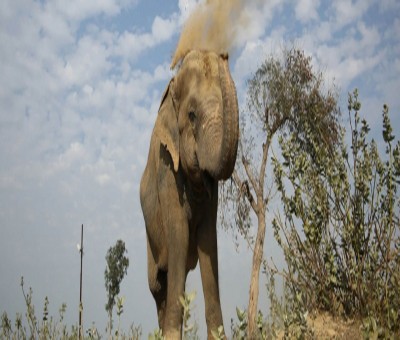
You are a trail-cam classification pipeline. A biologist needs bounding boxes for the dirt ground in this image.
[275,311,363,339]
[306,311,362,339]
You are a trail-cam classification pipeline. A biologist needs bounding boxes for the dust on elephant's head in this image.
[155,50,239,185]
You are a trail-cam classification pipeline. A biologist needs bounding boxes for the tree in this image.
[221,47,340,339]
[104,240,129,334]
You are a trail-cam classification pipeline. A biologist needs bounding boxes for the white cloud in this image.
[379,0,400,12]
[114,30,153,60]
[62,35,112,87]
[233,26,286,97]
[152,15,178,42]
[357,21,381,52]
[52,0,120,21]
[332,0,372,29]
[51,0,138,22]
[295,0,320,23]
[327,53,383,89]
[112,15,178,63]
[294,15,384,89]
[36,6,75,48]
[46,142,87,176]
[315,21,333,41]
[233,0,285,49]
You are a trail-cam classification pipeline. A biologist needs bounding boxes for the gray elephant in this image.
[140,50,239,339]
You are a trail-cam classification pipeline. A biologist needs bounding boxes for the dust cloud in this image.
[171,0,249,68]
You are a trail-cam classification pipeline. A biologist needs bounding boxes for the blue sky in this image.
[1,0,399,337]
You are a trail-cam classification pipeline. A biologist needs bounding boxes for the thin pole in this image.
[79,224,83,340]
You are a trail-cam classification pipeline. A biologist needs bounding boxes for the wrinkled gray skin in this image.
[140,50,239,339]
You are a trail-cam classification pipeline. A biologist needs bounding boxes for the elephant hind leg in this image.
[147,239,168,328]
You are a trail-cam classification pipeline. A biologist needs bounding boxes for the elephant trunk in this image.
[217,54,239,180]
[197,55,239,181]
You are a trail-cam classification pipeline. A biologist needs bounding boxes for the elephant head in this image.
[155,50,239,185]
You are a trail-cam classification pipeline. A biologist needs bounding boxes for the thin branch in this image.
[241,154,260,196]
[232,169,258,213]
[259,137,271,199]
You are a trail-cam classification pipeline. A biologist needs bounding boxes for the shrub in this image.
[271,89,400,337]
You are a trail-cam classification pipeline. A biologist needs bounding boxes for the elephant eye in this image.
[188,111,196,122]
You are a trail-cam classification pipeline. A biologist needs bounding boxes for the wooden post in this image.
[79,224,83,340]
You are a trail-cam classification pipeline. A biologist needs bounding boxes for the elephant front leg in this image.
[197,218,225,339]
[162,220,189,339]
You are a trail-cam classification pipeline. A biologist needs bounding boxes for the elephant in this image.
[140,50,239,339]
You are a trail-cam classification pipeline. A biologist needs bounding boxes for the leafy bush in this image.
[271,89,400,337]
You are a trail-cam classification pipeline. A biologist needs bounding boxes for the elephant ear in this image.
[154,79,180,172]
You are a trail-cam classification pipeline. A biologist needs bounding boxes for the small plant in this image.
[128,323,142,340]
[281,285,314,339]
[108,295,126,339]
[179,291,199,340]
[231,307,248,339]
[86,322,101,339]
[211,325,225,340]
[149,328,164,340]
[230,306,279,340]
[21,276,39,337]
[1,312,12,338]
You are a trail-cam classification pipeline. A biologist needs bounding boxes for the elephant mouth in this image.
[201,170,213,199]
[189,150,214,199]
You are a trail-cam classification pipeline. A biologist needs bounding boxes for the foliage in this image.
[104,240,129,333]
[271,89,400,336]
